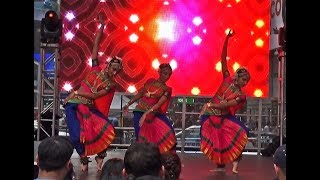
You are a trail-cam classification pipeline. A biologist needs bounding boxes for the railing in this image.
[34,93,285,154]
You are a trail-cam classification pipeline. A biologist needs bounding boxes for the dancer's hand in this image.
[227,29,235,37]
[96,14,105,25]
[198,103,208,119]
[123,104,129,116]
[64,91,75,105]
[139,113,146,127]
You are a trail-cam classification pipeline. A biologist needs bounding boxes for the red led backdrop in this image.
[60,0,270,97]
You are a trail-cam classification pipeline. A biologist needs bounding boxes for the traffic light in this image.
[40,10,62,44]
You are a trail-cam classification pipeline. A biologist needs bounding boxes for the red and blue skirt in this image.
[133,111,176,153]
[65,103,115,156]
[200,114,248,164]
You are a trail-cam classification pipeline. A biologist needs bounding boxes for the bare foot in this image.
[81,164,88,171]
[232,161,239,174]
[214,168,225,172]
[80,156,90,171]
[95,156,104,171]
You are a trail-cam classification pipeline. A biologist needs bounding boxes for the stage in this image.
[69,149,275,180]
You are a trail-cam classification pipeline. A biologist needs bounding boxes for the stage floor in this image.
[69,149,276,180]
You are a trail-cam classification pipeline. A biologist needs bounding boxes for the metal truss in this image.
[35,43,61,140]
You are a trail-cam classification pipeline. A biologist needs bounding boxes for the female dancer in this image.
[199,29,250,174]
[123,63,176,153]
[64,15,122,171]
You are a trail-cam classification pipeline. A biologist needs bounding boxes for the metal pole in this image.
[52,47,60,136]
[37,47,46,141]
[120,95,123,127]
[277,50,282,134]
[257,98,262,155]
[181,96,186,153]
[279,50,285,146]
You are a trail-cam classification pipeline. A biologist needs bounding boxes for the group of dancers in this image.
[63,15,251,174]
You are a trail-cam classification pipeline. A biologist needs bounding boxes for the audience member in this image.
[35,136,74,180]
[161,151,182,180]
[100,158,125,180]
[123,142,164,180]
[273,144,286,180]
[34,164,39,179]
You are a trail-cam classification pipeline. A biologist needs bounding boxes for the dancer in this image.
[123,63,176,153]
[199,29,250,174]
[63,14,123,171]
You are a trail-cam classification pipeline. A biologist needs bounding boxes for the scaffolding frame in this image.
[36,43,61,141]
[277,47,286,146]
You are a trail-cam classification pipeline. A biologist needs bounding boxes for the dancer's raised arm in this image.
[221,29,235,78]
[91,14,105,67]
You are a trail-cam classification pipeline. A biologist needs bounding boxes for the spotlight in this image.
[40,10,62,44]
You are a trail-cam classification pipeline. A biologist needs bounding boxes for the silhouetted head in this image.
[124,142,163,178]
[273,144,286,176]
[36,136,74,179]
[100,158,124,180]
[161,151,181,180]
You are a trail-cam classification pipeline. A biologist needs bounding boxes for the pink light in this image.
[157,19,175,41]
[169,59,177,70]
[65,31,75,41]
[63,82,73,91]
[129,33,139,43]
[203,29,207,34]
[192,35,202,45]
[152,59,160,70]
[163,1,169,5]
[65,12,75,21]
[129,14,139,24]
[127,85,137,93]
[192,16,202,26]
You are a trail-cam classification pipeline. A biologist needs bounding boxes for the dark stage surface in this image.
[69,150,275,180]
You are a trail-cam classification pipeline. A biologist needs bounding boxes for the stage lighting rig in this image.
[40,10,62,44]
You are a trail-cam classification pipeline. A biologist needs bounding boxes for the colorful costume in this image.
[65,64,115,157]
[133,78,176,153]
[200,76,250,165]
